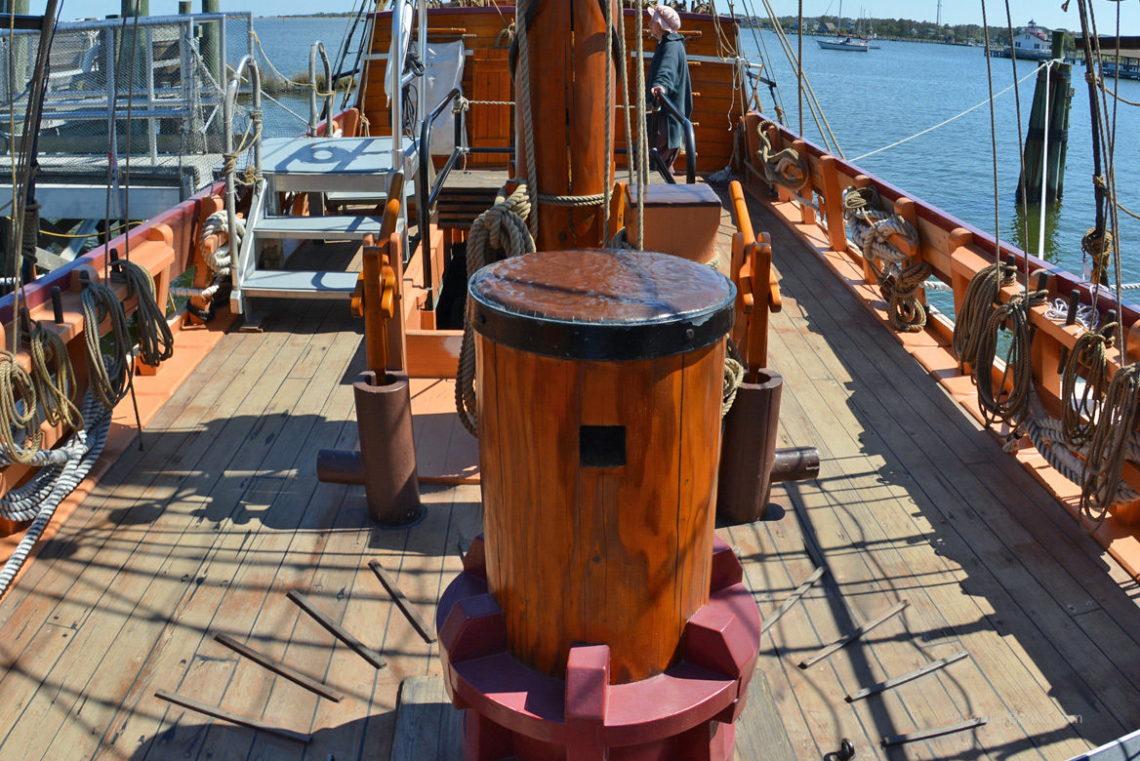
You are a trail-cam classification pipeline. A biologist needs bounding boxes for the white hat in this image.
[647,5,681,34]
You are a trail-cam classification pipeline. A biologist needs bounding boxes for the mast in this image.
[515,0,617,251]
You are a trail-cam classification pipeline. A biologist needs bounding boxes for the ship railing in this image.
[738,110,1140,532]
[222,53,262,296]
[308,42,335,137]
[651,92,698,185]
[415,86,465,277]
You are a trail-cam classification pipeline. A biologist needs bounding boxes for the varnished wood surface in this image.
[0,178,1134,760]
[478,339,723,682]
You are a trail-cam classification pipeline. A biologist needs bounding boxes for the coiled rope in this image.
[0,391,112,599]
[0,351,42,464]
[196,210,244,304]
[1080,362,1140,529]
[972,290,1047,432]
[81,279,133,410]
[455,183,536,436]
[842,186,927,332]
[952,260,1015,364]
[753,120,809,192]
[30,323,82,431]
[116,259,174,367]
[1060,327,1114,446]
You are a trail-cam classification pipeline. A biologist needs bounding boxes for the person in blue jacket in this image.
[646,5,693,171]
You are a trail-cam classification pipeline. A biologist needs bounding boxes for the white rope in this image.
[1044,297,1100,329]
[1038,60,1051,257]
[0,391,112,599]
[851,61,1046,163]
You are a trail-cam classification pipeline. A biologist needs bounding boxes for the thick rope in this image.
[0,351,41,465]
[755,121,809,192]
[0,391,112,599]
[1080,362,1140,529]
[1060,328,1114,447]
[456,183,536,436]
[81,280,132,410]
[536,192,607,208]
[30,323,82,431]
[722,356,745,416]
[198,210,245,303]
[842,186,926,332]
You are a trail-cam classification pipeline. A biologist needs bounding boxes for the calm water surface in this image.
[744,30,1140,294]
[240,19,1140,296]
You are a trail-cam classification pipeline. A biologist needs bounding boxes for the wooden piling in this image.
[1018,31,1072,204]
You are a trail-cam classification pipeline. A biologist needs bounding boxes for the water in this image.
[743,30,1140,293]
[236,19,1140,295]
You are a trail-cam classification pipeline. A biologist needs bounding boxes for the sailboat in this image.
[817,0,870,51]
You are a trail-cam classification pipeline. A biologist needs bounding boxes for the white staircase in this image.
[229,135,416,314]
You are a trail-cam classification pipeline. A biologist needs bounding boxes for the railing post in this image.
[854,175,875,283]
[791,139,815,226]
[819,155,847,253]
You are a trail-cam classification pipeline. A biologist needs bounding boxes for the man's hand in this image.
[651,85,665,97]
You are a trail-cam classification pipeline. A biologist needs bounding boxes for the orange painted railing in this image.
[736,111,1140,562]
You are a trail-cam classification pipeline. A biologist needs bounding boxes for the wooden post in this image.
[791,140,815,225]
[1018,31,1071,204]
[517,0,616,251]
[820,155,848,253]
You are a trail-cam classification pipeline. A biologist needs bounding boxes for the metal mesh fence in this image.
[0,12,252,162]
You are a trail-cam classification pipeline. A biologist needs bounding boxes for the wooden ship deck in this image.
[0,191,1136,761]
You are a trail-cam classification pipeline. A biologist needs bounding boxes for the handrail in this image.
[222,54,261,296]
[653,92,697,185]
[308,42,334,137]
[416,86,464,297]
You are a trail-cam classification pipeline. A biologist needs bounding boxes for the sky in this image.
[21,0,1140,35]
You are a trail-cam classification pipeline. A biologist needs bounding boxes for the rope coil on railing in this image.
[197,211,244,305]
[456,182,536,436]
[115,259,174,367]
[1060,328,1114,446]
[952,260,1016,364]
[0,351,42,465]
[1080,362,1140,529]
[30,323,82,431]
[842,186,927,332]
[755,121,809,192]
[81,279,133,410]
[972,290,1047,432]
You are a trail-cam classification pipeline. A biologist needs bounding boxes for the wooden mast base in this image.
[435,536,762,761]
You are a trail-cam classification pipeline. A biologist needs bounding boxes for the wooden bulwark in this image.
[738,110,1140,578]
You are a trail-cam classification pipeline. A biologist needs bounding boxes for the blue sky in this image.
[34,0,1140,35]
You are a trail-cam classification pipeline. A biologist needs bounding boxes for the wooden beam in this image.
[212,633,344,702]
[154,689,312,744]
[368,560,437,644]
[286,590,388,669]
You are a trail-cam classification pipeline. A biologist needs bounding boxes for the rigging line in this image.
[1108,0,1125,356]
[850,63,1044,162]
[738,0,786,116]
[1003,0,1031,292]
[7,5,18,336]
[756,0,843,156]
[978,0,1003,268]
[796,0,803,136]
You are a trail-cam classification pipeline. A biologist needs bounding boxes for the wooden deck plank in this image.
[32,305,356,761]
[760,213,1131,757]
[0,307,322,761]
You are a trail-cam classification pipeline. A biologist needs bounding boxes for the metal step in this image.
[239,270,359,299]
[253,215,384,240]
[260,136,416,194]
